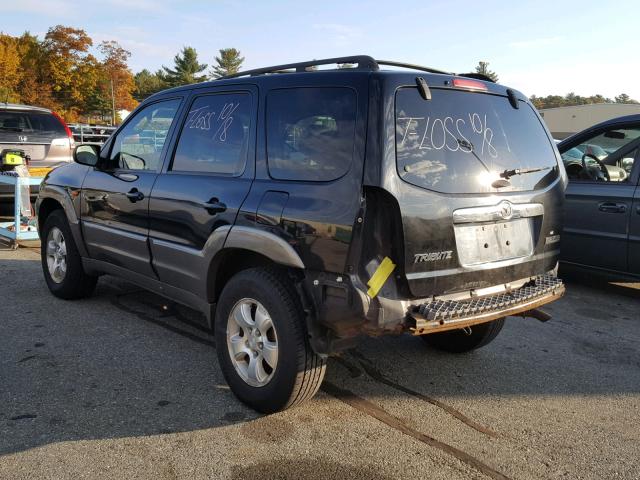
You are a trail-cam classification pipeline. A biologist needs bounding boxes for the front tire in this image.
[40,210,97,299]
[421,318,505,353]
[215,268,326,413]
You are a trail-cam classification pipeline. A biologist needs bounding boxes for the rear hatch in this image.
[0,109,73,167]
[388,79,563,297]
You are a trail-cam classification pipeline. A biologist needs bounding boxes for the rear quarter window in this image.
[267,87,357,181]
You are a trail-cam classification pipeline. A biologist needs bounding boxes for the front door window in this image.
[110,99,181,171]
[561,127,640,182]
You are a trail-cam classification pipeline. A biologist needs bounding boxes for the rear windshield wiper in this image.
[457,138,491,174]
[500,166,551,179]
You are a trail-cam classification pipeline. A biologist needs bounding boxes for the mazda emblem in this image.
[498,201,513,220]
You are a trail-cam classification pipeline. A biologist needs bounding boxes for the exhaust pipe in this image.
[522,308,552,322]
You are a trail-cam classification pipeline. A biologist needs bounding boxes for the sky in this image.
[2,0,639,99]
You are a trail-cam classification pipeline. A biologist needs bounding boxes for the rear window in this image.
[395,88,558,194]
[267,87,357,181]
[0,111,66,140]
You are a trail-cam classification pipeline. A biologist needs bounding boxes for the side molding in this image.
[224,226,305,269]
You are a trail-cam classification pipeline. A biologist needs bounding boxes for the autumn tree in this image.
[475,61,498,82]
[163,46,208,86]
[210,48,244,78]
[14,33,53,107]
[98,41,137,123]
[0,34,21,102]
[41,25,95,119]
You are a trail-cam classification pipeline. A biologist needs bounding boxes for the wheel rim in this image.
[46,226,67,284]
[226,298,278,387]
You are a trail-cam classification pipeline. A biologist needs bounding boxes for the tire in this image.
[215,268,326,413]
[40,209,97,299]
[421,318,505,353]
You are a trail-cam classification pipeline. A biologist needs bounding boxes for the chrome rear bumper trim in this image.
[406,250,560,280]
[453,202,544,224]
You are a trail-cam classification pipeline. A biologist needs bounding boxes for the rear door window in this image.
[267,87,357,181]
[171,92,251,175]
[395,88,558,194]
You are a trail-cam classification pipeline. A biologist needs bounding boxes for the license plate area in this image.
[1,144,47,160]
[454,218,534,267]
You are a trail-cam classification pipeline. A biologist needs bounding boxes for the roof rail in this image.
[220,56,494,83]
[220,55,379,79]
[375,60,452,76]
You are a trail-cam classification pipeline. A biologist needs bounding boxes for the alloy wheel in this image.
[226,298,279,387]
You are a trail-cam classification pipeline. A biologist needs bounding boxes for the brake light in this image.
[452,78,488,91]
[51,111,75,144]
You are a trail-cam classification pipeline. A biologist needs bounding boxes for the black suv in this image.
[36,56,566,413]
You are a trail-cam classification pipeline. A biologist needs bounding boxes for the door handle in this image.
[126,188,144,202]
[598,202,627,213]
[202,198,227,214]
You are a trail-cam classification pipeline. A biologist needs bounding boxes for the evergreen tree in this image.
[133,69,167,101]
[475,61,499,82]
[210,48,244,78]
[162,46,208,87]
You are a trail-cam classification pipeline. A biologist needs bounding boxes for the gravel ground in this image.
[0,245,638,479]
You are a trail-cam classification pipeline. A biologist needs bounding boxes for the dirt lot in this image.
[0,245,638,480]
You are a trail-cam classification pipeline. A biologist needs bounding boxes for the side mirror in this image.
[73,144,99,167]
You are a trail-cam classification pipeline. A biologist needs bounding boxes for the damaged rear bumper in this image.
[406,274,564,335]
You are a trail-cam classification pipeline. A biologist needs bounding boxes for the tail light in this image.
[51,111,75,147]
[452,78,488,91]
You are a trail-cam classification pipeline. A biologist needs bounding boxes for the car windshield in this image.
[395,87,558,194]
[575,143,608,160]
[0,111,66,141]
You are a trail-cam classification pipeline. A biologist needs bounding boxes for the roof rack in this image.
[220,56,495,83]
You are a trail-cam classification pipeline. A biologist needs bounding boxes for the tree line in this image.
[0,26,140,123]
[529,92,638,109]
[1,32,637,124]
[0,25,244,124]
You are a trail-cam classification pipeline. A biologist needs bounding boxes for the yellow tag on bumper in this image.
[4,153,24,166]
[366,257,396,298]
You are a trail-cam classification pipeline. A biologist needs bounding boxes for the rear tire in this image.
[40,210,97,299]
[215,268,326,413]
[421,318,505,353]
